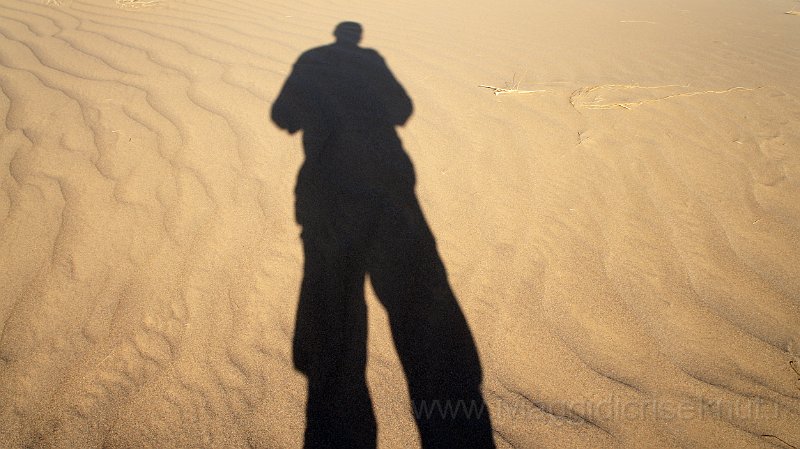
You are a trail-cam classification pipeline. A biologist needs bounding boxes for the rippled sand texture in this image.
[1,0,799,447]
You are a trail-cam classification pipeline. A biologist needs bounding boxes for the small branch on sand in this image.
[786,10,800,15]
[761,434,798,449]
[789,360,800,391]
[480,71,549,96]
[479,85,548,96]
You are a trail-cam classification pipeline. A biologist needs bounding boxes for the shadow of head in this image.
[334,21,363,46]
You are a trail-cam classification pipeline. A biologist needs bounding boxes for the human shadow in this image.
[271,22,495,449]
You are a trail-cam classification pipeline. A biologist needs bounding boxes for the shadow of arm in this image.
[271,73,302,134]
[272,57,316,134]
[372,51,413,126]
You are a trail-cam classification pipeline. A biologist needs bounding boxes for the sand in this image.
[1,0,799,447]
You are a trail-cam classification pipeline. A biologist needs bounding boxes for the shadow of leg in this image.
[367,199,495,449]
[295,233,376,449]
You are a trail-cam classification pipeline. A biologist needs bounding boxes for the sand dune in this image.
[1,0,799,447]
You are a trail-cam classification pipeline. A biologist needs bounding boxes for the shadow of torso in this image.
[274,42,415,217]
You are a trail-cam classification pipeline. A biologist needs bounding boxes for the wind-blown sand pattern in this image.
[1,0,799,447]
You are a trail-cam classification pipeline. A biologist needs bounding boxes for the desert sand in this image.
[1,0,799,447]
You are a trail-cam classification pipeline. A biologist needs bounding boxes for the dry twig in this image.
[479,72,550,96]
[761,434,798,449]
[479,85,547,96]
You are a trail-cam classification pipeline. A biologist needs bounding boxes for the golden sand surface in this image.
[1,0,799,447]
